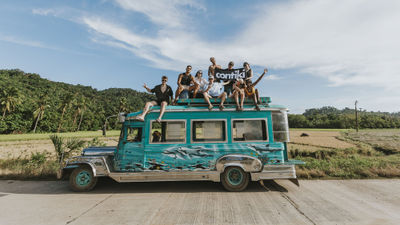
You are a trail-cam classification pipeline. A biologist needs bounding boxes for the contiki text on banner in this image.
[214,68,245,81]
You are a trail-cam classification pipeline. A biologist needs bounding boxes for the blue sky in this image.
[1,0,400,113]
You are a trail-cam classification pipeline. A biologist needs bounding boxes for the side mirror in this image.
[118,113,126,123]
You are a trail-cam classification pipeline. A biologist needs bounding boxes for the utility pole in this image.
[355,100,358,132]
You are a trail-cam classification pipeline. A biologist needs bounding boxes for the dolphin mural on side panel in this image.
[246,144,282,154]
[163,146,214,159]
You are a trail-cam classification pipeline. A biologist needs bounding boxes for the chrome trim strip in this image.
[250,164,297,181]
[109,171,220,182]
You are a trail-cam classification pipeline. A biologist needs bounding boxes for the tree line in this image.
[0,69,155,134]
[289,106,400,129]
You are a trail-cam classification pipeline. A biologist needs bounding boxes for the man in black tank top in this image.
[173,65,199,103]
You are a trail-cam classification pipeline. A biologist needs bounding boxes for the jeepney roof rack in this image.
[176,96,271,106]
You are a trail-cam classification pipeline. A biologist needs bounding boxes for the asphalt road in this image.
[0,179,399,225]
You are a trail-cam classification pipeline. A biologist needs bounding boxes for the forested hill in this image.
[289,106,400,129]
[0,69,155,134]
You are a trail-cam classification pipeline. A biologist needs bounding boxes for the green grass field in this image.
[0,130,120,142]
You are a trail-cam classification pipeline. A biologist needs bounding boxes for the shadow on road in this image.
[0,178,289,195]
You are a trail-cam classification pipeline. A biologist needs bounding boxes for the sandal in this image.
[208,105,213,111]
[135,116,145,121]
[255,105,260,111]
[156,118,162,123]
[219,105,224,111]
[236,106,240,111]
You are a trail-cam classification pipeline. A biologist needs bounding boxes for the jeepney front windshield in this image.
[272,110,290,142]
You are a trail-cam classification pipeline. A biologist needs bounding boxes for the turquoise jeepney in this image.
[62,97,303,192]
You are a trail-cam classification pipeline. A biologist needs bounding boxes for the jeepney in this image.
[61,97,304,192]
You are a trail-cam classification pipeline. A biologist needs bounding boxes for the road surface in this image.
[0,179,399,225]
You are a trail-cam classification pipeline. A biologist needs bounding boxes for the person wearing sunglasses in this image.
[135,76,173,123]
[193,70,208,98]
[173,65,199,103]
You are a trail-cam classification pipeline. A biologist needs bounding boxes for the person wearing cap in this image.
[243,62,253,81]
[208,57,222,77]
[203,76,229,111]
[193,70,208,98]
[173,65,199,103]
[244,68,268,110]
[224,61,235,96]
[135,76,173,123]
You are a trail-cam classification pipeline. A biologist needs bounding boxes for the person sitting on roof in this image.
[208,57,222,77]
[224,61,235,96]
[193,70,208,98]
[173,65,199,103]
[203,76,229,111]
[135,76,173,123]
[243,62,253,81]
[232,78,246,111]
[244,68,268,111]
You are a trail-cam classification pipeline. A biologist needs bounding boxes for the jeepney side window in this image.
[192,120,226,142]
[272,111,290,142]
[232,120,267,142]
[150,121,185,143]
[126,127,142,142]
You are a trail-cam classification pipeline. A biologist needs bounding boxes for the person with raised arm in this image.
[135,76,173,123]
[232,78,246,111]
[208,57,222,77]
[245,68,268,110]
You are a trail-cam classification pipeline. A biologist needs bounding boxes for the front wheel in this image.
[221,167,249,192]
[69,166,98,192]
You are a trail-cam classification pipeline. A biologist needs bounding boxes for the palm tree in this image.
[75,95,87,131]
[32,94,50,133]
[57,93,74,133]
[0,87,21,120]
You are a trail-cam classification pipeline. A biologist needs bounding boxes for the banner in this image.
[214,68,245,81]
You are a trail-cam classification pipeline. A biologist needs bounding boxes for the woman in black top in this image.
[135,76,173,123]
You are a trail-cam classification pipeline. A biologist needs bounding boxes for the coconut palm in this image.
[32,94,50,133]
[75,95,87,131]
[57,93,74,133]
[0,87,21,120]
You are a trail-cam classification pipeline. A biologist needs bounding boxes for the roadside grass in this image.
[0,152,59,179]
[0,130,120,142]
[292,129,400,179]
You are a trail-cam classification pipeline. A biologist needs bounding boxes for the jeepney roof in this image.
[124,97,288,121]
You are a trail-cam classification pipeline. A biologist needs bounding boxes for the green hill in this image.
[0,69,155,134]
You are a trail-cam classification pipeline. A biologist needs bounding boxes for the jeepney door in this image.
[117,126,145,171]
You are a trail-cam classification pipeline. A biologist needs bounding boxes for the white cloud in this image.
[0,34,57,50]
[114,0,205,28]
[264,74,281,81]
[79,0,400,93]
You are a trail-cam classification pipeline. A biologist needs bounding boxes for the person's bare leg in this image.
[157,101,167,122]
[204,93,213,110]
[233,91,240,110]
[174,86,184,103]
[192,84,200,98]
[255,89,260,104]
[137,101,156,121]
[252,94,260,110]
[219,92,226,110]
[240,90,245,110]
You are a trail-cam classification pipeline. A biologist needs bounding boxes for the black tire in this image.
[221,166,249,192]
[69,166,98,192]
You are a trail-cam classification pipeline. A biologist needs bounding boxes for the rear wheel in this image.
[69,166,98,192]
[221,167,249,192]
